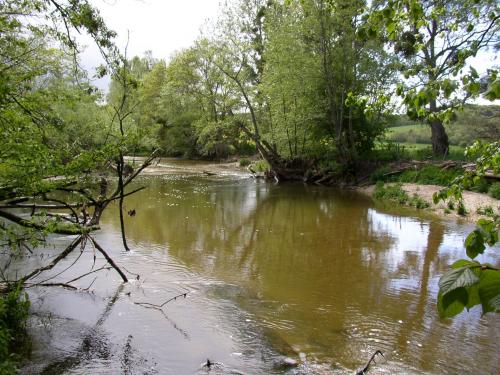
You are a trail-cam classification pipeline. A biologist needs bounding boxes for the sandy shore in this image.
[359,183,499,222]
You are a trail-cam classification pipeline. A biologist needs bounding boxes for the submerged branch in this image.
[87,235,128,283]
[355,350,384,375]
[134,292,188,310]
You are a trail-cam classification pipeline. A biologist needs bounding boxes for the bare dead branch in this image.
[134,292,188,310]
[19,235,83,283]
[87,235,128,283]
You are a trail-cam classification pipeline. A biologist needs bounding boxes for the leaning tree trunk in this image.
[429,119,449,156]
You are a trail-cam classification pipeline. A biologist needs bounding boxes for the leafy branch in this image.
[434,140,500,317]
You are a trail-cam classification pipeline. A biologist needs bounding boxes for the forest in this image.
[0,0,499,373]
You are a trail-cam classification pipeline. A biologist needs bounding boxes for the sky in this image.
[81,0,222,90]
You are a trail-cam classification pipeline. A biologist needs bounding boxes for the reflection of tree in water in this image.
[102,177,499,373]
[39,285,155,375]
[104,178,402,362]
[391,220,444,371]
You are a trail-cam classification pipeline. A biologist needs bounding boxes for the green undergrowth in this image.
[373,181,430,209]
[371,142,469,162]
[249,160,270,173]
[489,182,500,200]
[239,158,251,167]
[371,165,462,186]
[0,285,30,373]
[397,165,462,186]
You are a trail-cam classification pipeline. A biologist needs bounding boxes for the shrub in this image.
[370,166,391,183]
[470,177,490,193]
[251,160,270,173]
[374,183,430,209]
[239,158,251,167]
[374,182,409,204]
[457,201,468,216]
[409,194,430,209]
[476,205,494,217]
[488,182,500,200]
[0,285,30,373]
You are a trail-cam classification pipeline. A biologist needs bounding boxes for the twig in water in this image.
[134,292,188,310]
[355,350,384,375]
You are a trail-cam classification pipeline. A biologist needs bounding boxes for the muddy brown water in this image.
[15,159,500,374]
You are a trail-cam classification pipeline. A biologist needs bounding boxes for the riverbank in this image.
[128,156,499,222]
[358,183,499,222]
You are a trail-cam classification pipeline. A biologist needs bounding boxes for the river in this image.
[18,159,500,374]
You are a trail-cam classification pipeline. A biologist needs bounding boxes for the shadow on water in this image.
[37,284,154,375]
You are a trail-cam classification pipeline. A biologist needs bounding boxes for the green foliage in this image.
[457,201,468,216]
[371,164,462,186]
[488,182,500,200]
[0,285,30,373]
[476,205,494,217]
[374,182,409,204]
[386,106,500,147]
[368,0,500,155]
[250,160,270,173]
[374,182,430,209]
[370,166,391,183]
[408,194,430,209]
[397,165,462,186]
[370,142,409,162]
[239,158,251,167]
[438,260,500,317]
[434,140,500,317]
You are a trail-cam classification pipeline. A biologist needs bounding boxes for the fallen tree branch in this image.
[19,235,83,284]
[0,209,98,235]
[87,235,128,283]
[26,282,78,290]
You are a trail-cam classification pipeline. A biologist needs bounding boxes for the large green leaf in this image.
[438,288,467,318]
[451,259,479,269]
[439,266,480,295]
[478,270,500,314]
[464,230,485,259]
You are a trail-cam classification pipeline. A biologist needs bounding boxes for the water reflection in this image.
[100,175,499,374]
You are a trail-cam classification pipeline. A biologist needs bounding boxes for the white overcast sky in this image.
[82,0,222,90]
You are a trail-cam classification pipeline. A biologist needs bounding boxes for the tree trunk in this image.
[429,119,449,156]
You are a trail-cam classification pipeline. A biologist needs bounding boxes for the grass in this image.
[371,164,462,187]
[372,141,468,162]
[396,165,462,186]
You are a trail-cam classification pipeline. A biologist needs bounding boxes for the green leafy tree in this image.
[0,0,154,303]
[369,0,500,155]
[261,0,394,162]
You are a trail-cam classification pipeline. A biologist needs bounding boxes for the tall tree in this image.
[263,0,394,161]
[369,0,500,155]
